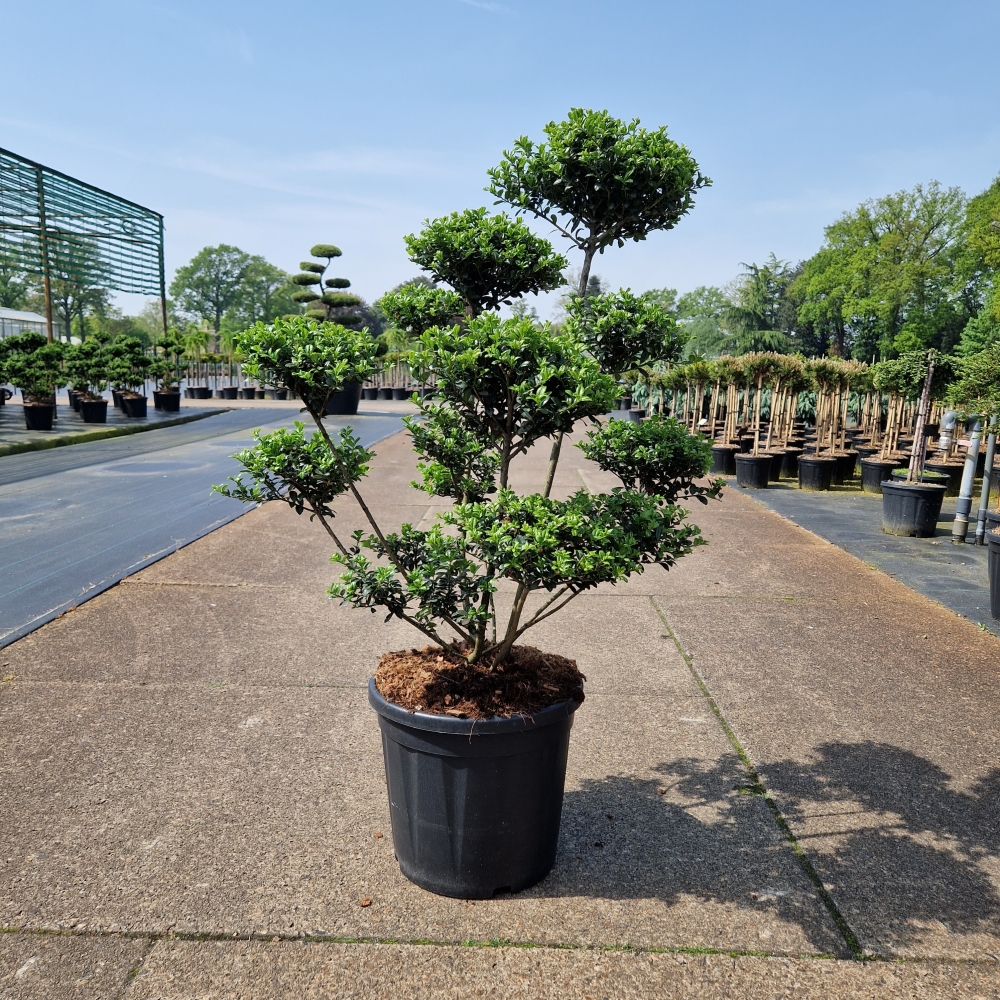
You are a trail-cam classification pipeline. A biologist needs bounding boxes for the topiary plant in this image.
[291,244,365,328]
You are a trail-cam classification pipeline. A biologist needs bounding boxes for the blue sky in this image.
[3,0,999,318]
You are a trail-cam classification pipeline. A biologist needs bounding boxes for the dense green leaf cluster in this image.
[404,208,567,315]
[1,333,63,400]
[565,289,684,374]
[579,416,721,504]
[377,285,465,337]
[403,403,500,503]
[409,313,617,473]
[215,422,373,520]
[235,316,381,418]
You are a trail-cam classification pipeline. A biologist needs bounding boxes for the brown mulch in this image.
[374,643,586,720]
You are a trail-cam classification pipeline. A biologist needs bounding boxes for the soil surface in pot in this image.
[375,643,585,719]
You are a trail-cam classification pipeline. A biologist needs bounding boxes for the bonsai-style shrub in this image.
[220,309,710,672]
[290,244,364,328]
[64,340,108,399]
[3,333,64,403]
[105,336,152,397]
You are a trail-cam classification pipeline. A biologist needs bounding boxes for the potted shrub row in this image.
[216,108,719,897]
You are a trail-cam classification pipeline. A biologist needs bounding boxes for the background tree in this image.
[725,255,795,354]
[676,286,729,358]
[0,256,29,309]
[792,183,969,360]
[488,108,711,297]
[224,257,298,330]
[170,244,253,334]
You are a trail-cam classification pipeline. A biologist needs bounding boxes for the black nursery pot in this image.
[79,398,108,423]
[781,447,803,479]
[120,394,147,418]
[710,444,738,475]
[860,458,899,494]
[766,451,785,481]
[988,530,1000,618]
[798,455,835,491]
[377,387,394,400]
[923,461,963,497]
[361,387,379,400]
[325,380,363,415]
[881,481,947,537]
[23,403,54,431]
[369,679,579,898]
[154,390,181,412]
[222,386,239,400]
[734,452,770,489]
[836,451,858,482]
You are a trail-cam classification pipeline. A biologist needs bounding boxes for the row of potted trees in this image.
[0,332,181,430]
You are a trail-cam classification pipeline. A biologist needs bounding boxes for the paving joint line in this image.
[650,596,865,962]
[2,924,997,968]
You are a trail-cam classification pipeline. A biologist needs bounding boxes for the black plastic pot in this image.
[194,386,212,400]
[860,458,899,494]
[237,387,254,399]
[325,380,363,415]
[24,403,54,431]
[988,531,1000,618]
[618,396,632,411]
[276,389,288,400]
[710,444,738,475]
[390,387,409,401]
[890,468,949,488]
[120,394,147,418]
[264,389,279,400]
[738,435,754,453]
[222,386,239,400]
[781,447,803,479]
[368,679,579,898]
[79,398,108,423]
[735,453,770,489]
[112,389,123,407]
[67,389,80,411]
[361,387,378,400]
[924,462,963,497]
[766,451,785,482]
[798,455,835,491]
[154,390,181,412]
[626,408,645,423]
[881,481,946,537]
[377,387,394,400]
[184,387,195,398]
[840,451,859,481]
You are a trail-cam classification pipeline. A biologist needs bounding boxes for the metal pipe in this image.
[975,416,997,545]
[952,419,983,544]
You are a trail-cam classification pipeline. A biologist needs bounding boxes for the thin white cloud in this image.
[455,0,509,12]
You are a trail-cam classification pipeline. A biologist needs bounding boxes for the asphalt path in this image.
[0,408,409,648]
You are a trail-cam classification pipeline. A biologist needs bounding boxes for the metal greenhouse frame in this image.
[0,146,166,342]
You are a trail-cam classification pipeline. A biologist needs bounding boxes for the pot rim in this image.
[880,480,948,494]
[368,677,581,735]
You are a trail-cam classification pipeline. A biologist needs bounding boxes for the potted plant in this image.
[289,244,370,414]
[152,332,184,411]
[733,352,780,488]
[881,350,953,537]
[2,332,63,431]
[106,336,152,418]
[216,110,711,898]
[64,340,110,423]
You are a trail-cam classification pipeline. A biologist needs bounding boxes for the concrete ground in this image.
[728,474,999,636]
[2,427,1000,998]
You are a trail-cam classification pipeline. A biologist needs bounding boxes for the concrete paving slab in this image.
[729,482,998,635]
[0,931,148,999]
[124,940,1000,1000]
[0,672,841,955]
[655,487,1000,959]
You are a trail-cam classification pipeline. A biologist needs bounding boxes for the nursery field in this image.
[2,428,998,998]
